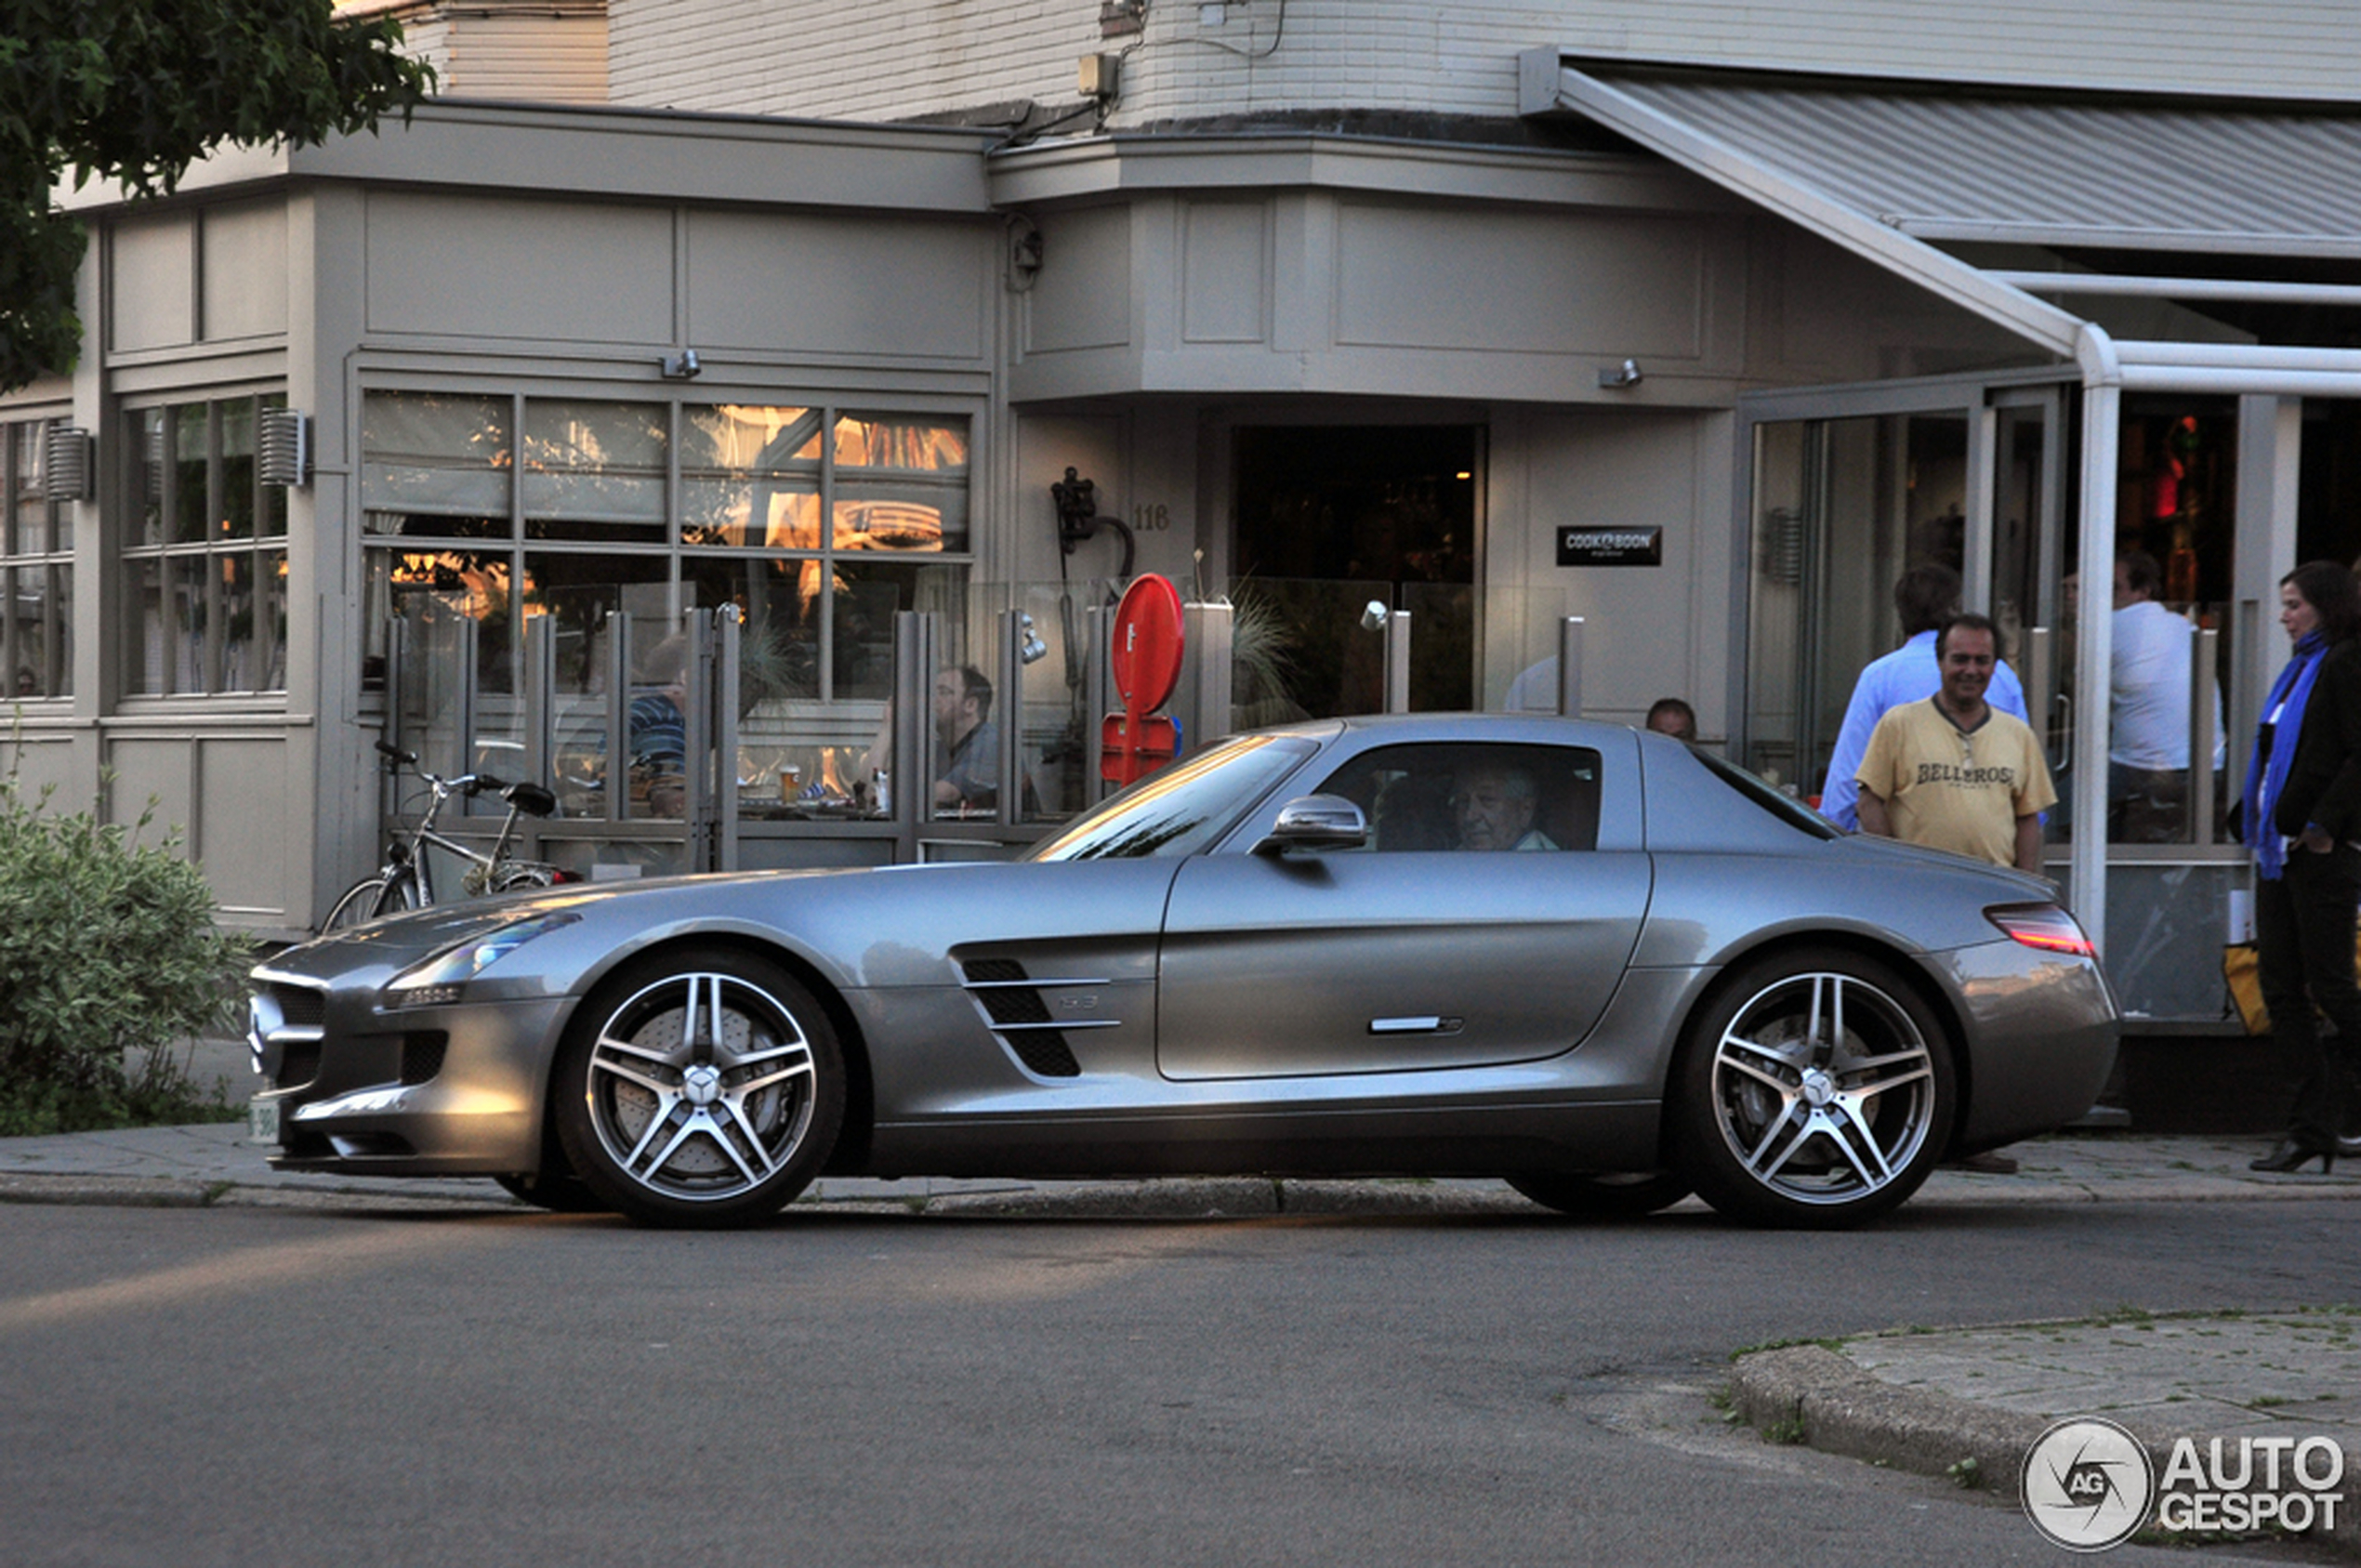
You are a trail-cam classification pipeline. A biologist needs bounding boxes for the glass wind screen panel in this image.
[832,415,969,552]
[681,405,822,548]
[173,404,208,545]
[218,398,256,541]
[362,391,513,518]
[521,400,666,533]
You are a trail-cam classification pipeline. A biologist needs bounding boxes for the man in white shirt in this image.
[2108,549,2216,842]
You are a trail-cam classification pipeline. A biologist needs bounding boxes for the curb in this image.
[1728,1344,2047,1496]
[1728,1342,2361,1558]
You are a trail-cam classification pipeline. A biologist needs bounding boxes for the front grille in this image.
[400,1032,448,1086]
[270,984,325,1028]
[275,1043,322,1090]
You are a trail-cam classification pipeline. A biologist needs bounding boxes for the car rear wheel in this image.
[1505,1170,1692,1220]
[1671,947,1954,1230]
[553,949,844,1229]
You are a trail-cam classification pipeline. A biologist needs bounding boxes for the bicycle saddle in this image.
[502,781,559,818]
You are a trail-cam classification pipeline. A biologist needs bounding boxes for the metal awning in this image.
[1521,52,2361,952]
[1520,52,2361,358]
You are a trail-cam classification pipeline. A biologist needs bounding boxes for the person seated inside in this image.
[1453,762,1558,851]
[1645,696,1697,742]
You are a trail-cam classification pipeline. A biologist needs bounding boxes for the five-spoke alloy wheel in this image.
[554,949,844,1228]
[1673,947,1954,1229]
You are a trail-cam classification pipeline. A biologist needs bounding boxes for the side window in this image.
[1312,743,1601,852]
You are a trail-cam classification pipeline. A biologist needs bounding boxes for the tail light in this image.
[1986,903,2095,957]
[550,868,585,884]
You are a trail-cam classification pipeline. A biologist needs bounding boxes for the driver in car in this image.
[1454,763,1558,851]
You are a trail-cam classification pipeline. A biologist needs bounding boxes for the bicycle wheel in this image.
[486,861,562,894]
[373,870,423,918]
[323,876,388,931]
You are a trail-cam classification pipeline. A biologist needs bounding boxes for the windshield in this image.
[1027,735,1315,861]
[1692,746,1840,840]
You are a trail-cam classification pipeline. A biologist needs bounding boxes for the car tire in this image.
[1504,1170,1692,1220]
[553,948,844,1229]
[1671,946,1955,1231]
[494,1169,609,1214]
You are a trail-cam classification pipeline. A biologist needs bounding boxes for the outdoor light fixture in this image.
[1598,358,1643,389]
[257,408,311,487]
[661,348,703,379]
[42,426,92,502]
[1360,600,1389,632]
[1019,613,1049,665]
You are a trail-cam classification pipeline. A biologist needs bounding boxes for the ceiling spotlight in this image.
[1598,358,1643,389]
[1019,613,1049,665]
[661,349,703,379]
[1360,600,1390,632]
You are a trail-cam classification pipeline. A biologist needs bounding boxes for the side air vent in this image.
[400,1031,449,1086]
[958,957,1083,1077]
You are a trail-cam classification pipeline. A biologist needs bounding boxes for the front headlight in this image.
[386,912,580,1006]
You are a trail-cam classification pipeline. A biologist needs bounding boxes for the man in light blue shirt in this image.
[1819,564,2029,831]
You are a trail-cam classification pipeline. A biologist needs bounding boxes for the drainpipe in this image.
[2071,323,2121,953]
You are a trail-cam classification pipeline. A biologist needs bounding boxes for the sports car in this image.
[248,714,2117,1229]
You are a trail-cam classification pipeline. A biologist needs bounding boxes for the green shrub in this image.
[0,770,252,1135]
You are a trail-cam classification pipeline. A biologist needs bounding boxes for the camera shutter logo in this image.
[2022,1417,2157,1552]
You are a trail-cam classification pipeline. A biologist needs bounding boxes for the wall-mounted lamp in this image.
[1052,466,1136,578]
[42,426,92,502]
[258,408,311,487]
[1360,600,1390,632]
[1009,218,1044,289]
[1598,358,1643,389]
[661,348,703,380]
[1019,613,1049,665]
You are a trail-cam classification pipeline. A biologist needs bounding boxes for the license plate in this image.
[247,1100,281,1145]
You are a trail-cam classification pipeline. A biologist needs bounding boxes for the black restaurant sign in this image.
[1557,526,1662,567]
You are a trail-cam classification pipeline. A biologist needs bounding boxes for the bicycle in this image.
[323,741,576,929]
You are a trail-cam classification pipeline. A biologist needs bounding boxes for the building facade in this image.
[12,0,2361,1033]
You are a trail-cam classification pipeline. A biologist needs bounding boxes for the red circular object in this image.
[1111,573,1186,713]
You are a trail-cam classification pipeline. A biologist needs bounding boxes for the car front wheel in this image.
[553,949,845,1228]
[1672,948,1954,1230]
[1505,1170,1692,1220]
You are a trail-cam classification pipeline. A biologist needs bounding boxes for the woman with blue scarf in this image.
[2244,560,2361,1173]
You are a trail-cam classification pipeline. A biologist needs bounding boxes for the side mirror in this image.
[1252,794,1368,855]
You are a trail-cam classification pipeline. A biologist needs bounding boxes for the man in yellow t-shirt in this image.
[1856,613,2056,875]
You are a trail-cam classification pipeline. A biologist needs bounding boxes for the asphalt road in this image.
[5,1197,2356,1568]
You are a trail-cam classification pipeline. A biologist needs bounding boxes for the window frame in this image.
[1,412,73,701]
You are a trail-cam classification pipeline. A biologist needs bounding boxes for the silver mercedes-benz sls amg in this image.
[249,715,2117,1230]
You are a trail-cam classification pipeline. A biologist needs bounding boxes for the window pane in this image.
[521,400,666,534]
[126,558,163,695]
[258,550,285,692]
[258,393,288,536]
[681,404,821,548]
[11,421,47,555]
[363,391,513,519]
[832,414,969,552]
[219,552,255,691]
[218,398,256,540]
[683,556,821,703]
[172,404,209,545]
[169,555,206,692]
[130,408,165,547]
[828,559,965,699]
[7,563,70,697]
